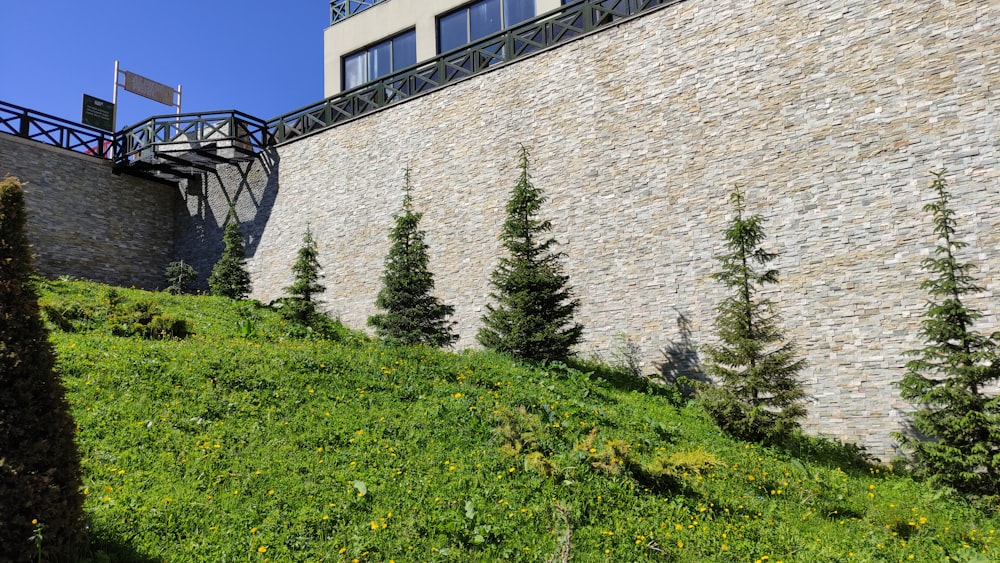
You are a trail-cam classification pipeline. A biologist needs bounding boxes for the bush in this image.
[0,176,84,561]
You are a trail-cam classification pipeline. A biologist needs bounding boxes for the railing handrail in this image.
[3,0,678,162]
[269,0,677,144]
[329,0,390,25]
[0,100,115,159]
[112,110,272,167]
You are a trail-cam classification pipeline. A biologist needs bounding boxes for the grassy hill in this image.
[36,280,999,562]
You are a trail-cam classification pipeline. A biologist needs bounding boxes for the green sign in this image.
[82,94,114,131]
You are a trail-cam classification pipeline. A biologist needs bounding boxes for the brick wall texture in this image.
[0,135,177,289]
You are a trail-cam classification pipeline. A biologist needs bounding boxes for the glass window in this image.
[438,0,535,53]
[342,29,417,90]
[469,0,502,42]
[438,9,468,53]
[504,0,534,27]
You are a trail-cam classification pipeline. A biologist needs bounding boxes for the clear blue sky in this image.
[0,1,330,130]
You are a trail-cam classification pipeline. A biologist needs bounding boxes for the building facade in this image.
[324,0,564,96]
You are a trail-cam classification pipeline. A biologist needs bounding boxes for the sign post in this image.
[81,94,114,132]
[111,60,182,159]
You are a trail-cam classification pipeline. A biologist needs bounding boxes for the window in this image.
[437,0,535,53]
[343,29,417,90]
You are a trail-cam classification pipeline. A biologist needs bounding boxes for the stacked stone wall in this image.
[0,135,177,289]
[228,0,997,459]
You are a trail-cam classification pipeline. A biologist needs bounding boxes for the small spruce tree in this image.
[368,169,457,347]
[896,170,1000,497]
[165,260,198,294]
[208,208,252,299]
[284,225,326,324]
[0,176,84,561]
[478,145,582,362]
[702,186,806,443]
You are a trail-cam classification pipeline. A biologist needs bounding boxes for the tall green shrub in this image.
[208,209,252,299]
[702,186,806,443]
[478,145,582,362]
[368,170,457,347]
[283,225,326,324]
[896,170,1000,497]
[0,176,84,561]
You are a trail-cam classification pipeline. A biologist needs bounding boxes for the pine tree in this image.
[368,169,457,347]
[284,225,325,323]
[165,260,198,294]
[702,186,806,443]
[896,170,1000,497]
[0,176,84,561]
[478,145,582,362]
[208,209,252,299]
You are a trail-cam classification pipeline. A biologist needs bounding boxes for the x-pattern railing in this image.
[270,0,679,144]
[330,0,390,24]
[0,101,114,158]
[113,110,271,167]
[3,0,676,166]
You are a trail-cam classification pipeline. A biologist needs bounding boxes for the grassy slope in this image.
[38,280,999,562]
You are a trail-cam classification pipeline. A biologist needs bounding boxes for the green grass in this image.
[36,279,1000,562]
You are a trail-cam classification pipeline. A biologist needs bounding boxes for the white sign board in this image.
[123,71,175,106]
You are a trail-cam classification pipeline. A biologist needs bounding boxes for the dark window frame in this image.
[436,0,535,54]
[342,28,417,91]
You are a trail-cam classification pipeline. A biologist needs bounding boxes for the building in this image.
[324,0,564,96]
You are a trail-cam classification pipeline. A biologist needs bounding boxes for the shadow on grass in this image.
[775,431,879,475]
[77,527,160,563]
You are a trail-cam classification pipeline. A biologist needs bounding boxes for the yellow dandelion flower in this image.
[257,546,267,553]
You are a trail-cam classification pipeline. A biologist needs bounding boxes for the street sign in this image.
[123,71,175,106]
[82,94,115,131]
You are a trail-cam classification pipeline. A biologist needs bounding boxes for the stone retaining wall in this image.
[230,0,997,459]
[0,135,177,289]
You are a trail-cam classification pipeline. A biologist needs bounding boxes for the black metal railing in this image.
[0,101,114,159]
[270,0,679,144]
[330,0,390,24]
[113,111,272,167]
[3,0,676,166]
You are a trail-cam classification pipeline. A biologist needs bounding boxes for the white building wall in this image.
[323,0,563,96]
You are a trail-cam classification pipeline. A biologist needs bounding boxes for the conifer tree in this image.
[208,208,252,299]
[0,176,84,561]
[368,169,457,347]
[702,186,806,443]
[165,260,198,294]
[896,170,1000,497]
[478,145,582,362]
[284,225,325,323]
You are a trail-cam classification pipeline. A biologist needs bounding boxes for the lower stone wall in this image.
[214,0,997,460]
[0,135,178,289]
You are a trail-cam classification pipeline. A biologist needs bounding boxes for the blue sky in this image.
[1,1,330,130]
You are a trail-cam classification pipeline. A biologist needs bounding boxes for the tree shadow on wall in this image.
[174,148,280,288]
[655,310,710,397]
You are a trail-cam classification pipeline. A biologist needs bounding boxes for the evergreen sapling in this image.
[478,145,582,362]
[368,169,457,346]
[896,170,1000,497]
[208,209,252,299]
[284,225,326,324]
[702,186,806,443]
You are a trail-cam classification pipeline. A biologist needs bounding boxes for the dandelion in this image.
[257,546,267,553]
